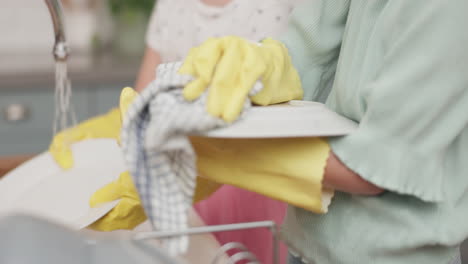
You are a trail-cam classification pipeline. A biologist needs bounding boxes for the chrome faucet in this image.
[44,0,76,134]
[44,0,69,61]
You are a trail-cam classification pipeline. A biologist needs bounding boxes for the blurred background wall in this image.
[0,0,155,156]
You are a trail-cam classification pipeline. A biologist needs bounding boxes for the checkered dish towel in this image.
[120,62,262,255]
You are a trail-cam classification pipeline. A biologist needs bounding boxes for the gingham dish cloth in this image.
[121,62,261,256]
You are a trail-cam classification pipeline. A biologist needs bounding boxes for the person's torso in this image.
[155,0,302,62]
[284,0,468,263]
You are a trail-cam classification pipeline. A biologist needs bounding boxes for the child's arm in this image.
[134,46,162,92]
[135,0,168,92]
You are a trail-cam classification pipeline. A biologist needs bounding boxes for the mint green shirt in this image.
[280,0,468,263]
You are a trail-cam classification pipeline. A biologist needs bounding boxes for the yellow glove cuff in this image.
[191,137,332,213]
[193,177,222,203]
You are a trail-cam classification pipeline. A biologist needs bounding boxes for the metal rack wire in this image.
[134,221,280,264]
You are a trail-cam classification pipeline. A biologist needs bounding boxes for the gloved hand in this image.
[180,36,303,122]
[86,88,145,231]
[48,108,121,169]
[48,87,137,169]
[88,137,330,231]
[88,173,222,231]
[190,136,333,213]
[89,136,331,231]
[88,171,147,231]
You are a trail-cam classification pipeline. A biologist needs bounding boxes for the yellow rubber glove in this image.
[190,136,333,213]
[48,87,137,169]
[180,36,303,122]
[89,175,221,231]
[86,88,146,231]
[89,137,330,231]
[88,171,147,231]
[119,87,139,124]
[49,108,121,169]
[89,136,329,231]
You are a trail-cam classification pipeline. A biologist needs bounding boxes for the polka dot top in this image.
[146,0,305,63]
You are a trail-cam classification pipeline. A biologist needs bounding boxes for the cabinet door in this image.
[0,87,90,155]
[93,83,131,115]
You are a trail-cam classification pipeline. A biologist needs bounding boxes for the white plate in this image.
[0,139,126,229]
[201,101,357,138]
[0,103,356,229]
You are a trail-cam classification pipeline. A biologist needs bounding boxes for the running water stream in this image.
[53,60,76,135]
[45,0,77,136]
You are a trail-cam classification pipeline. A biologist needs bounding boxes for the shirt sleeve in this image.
[145,0,169,52]
[329,0,468,202]
[279,0,350,102]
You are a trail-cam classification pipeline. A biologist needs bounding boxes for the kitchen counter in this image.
[0,154,34,178]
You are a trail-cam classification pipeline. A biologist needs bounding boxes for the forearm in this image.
[323,151,384,195]
[134,46,162,92]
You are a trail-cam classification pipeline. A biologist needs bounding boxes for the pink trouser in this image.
[194,185,288,264]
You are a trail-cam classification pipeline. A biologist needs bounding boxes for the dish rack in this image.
[133,221,280,264]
